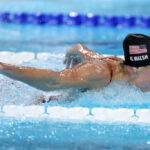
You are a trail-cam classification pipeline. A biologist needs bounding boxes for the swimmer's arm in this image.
[0,62,110,91]
[68,44,103,60]
[0,63,60,91]
[64,44,104,68]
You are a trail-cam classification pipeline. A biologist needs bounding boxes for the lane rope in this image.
[0,12,150,28]
[0,105,148,123]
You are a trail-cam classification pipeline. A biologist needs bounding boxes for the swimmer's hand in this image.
[64,44,102,69]
[64,54,82,69]
[64,45,83,68]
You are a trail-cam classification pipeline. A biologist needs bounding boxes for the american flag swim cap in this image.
[123,33,150,67]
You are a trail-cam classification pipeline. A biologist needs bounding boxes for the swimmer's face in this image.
[123,64,137,74]
[124,65,144,75]
[120,61,133,73]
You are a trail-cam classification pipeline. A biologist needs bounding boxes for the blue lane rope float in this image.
[0,12,150,28]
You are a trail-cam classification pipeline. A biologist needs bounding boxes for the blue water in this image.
[1,0,150,150]
[1,24,150,54]
[0,0,150,15]
[1,118,150,150]
[1,26,150,149]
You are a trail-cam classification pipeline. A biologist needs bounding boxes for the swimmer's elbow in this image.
[34,84,61,91]
[37,82,77,91]
[27,79,62,91]
[36,71,84,91]
[35,81,66,91]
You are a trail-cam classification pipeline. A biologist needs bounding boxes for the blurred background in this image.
[0,0,150,55]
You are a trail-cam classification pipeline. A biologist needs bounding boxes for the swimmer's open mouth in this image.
[0,40,121,46]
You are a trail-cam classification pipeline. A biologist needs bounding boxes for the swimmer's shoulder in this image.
[105,56,123,62]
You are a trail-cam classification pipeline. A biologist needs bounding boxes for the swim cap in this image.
[123,33,150,67]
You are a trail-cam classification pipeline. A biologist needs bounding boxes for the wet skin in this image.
[0,44,150,92]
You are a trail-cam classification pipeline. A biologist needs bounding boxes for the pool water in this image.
[1,0,150,150]
[1,118,150,150]
[0,29,150,149]
[0,52,150,108]
[0,0,150,15]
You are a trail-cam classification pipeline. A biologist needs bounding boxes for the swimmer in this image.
[0,33,150,104]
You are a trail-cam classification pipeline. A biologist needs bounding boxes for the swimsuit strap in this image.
[109,63,113,83]
[99,56,119,84]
